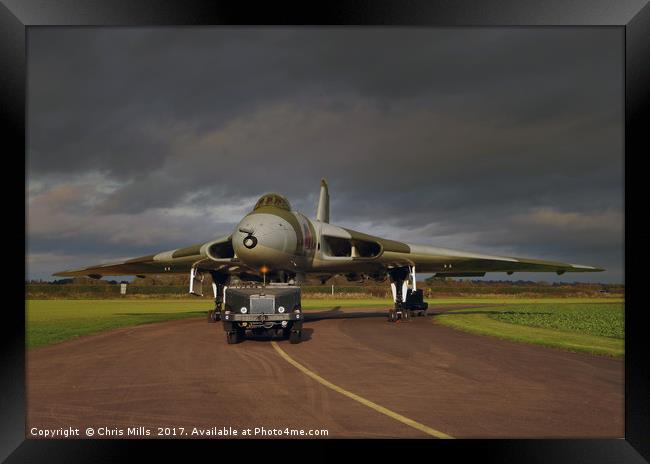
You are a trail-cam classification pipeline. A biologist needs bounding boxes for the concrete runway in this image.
[26,305,624,438]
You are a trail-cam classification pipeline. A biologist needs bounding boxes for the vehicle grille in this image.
[250,297,275,314]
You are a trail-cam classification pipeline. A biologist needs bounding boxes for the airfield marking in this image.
[270,341,454,439]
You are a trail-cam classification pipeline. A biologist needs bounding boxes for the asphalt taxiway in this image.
[27,305,623,438]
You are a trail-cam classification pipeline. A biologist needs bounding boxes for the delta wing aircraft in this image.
[56,179,603,327]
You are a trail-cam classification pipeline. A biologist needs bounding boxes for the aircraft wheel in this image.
[388,310,396,322]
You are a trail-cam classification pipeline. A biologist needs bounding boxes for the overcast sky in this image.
[26,27,624,283]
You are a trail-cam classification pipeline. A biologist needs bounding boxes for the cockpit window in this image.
[253,193,292,211]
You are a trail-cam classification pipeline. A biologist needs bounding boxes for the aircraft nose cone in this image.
[233,213,297,268]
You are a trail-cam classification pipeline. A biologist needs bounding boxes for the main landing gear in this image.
[207,272,229,323]
[387,266,428,322]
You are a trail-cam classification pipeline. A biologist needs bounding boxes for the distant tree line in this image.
[26,274,623,299]
[26,275,623,291]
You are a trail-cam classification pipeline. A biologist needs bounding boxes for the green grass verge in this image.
[426,297,623,305]
[489,303,623,339]
[435,303,624,357]
[26,300,211,348]
[25,298,396,348]
[26,297,623,349]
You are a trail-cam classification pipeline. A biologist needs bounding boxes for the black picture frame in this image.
[5,0,648,461]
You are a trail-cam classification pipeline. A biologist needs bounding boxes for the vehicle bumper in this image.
[222,312,302,322]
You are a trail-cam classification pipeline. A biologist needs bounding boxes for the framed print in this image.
[4,0,649,462]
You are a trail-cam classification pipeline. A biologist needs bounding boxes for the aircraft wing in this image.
[53,235,237,278]
[328,228,604,276]
[393,243,603,276]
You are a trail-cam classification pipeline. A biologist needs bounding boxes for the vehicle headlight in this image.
[278,306,285,313]
[240,307,248,314]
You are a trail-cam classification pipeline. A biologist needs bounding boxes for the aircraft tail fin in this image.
[316,178,329,223]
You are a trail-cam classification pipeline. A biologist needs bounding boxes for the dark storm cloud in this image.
[27,27,623,282]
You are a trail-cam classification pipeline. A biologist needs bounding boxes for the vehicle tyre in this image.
[289,330,301,344]
[226,331,239,344]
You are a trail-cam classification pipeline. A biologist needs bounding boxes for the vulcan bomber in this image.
[55,179,604,344]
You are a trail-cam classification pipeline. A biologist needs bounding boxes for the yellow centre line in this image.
[271,341,453,439]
